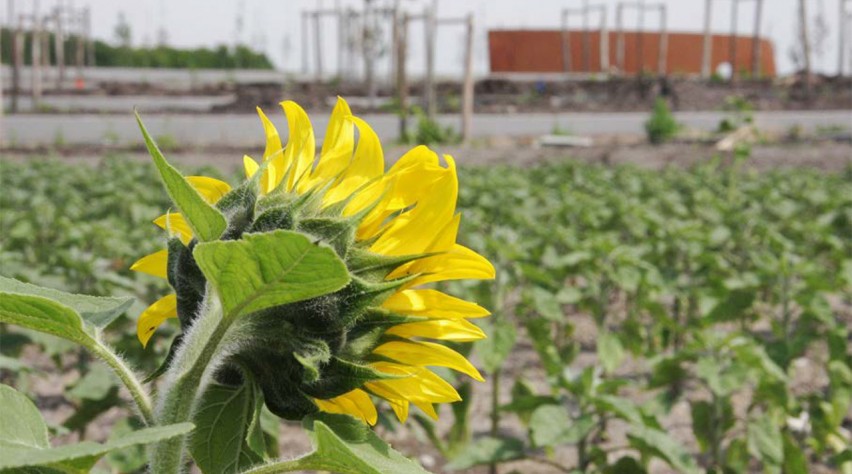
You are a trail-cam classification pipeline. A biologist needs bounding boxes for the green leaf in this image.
[529,404,595,447]
[136,112,227,242]
[445,436,525,470]
[627,426,701,474]
[0,275,133,329]
[530,287,563,321]
[295,413,429,474]
[0,383,50,457]
[598,330,625,374]
[704,289,755,323]
[68,364,117,401]
[193,230,351,318]
[0,292,92,345]
[0,384,192,472]
[478,317,517,373]
[747,413,784,466]
[190,382,264,474]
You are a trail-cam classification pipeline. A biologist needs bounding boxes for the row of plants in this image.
[1,150,851,473]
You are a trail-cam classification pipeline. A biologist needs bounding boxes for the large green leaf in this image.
[190,383,264,474]
[0,275,133,329]
[445,436,526,470]
[747,413,784,467]
[478,317,516,373]
[287,413,429,474]
[193,230,351,318]
[0,292,92,345]
[529,404,595,447]
[598,330,625,374]
[0,384,192,472]
[136,112,227,242]
[627,426,701,474]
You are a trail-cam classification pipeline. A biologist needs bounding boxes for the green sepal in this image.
[298,216,359,258]
[232,351,319,420]
[136,112,227,242]
[346,247,435,281]
[142,334,183,384]
[215,178,258,241]
[294,339,332,384]
[250,206,296,234]
[339,308,427,360]
[166,238,206,329]
[302,357,401,399]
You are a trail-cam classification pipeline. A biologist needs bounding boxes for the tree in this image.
[114,12,132,48]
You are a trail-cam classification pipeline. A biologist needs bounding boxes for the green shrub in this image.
[402,106,460,146]
[644,98,680,144]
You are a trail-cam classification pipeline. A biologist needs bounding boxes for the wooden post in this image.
[313,12,323,80]
[729,0,738,81]
[636,0,645,75]
[600,6,609,73]
[751,0,763,78]
[616,4,625,73]
[85,7,94,66]
[0,22,4,145]
[32,11,43,106]
[396,12,409,140]
[364,0,377,108]
[301,12,309,75]
[798,0,812,93]
[561,10,572,73]
[424,0,437,117]
[75,10,84,79]
[702,0,713,77]
[581,0,591,72]
[658,5,668,75]
[337,1,345,78]
[461,13,474,143]
[839,0,848,76]
[11,14,22,113]
[54,7,65,90]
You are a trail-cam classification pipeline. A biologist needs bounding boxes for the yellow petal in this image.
[412,401,439,420]
[384,319,487,342]
[257,108,285,193]
[404,244,496,286]
[243,154,260,180]
[130,249,168,279]
[154,213,193,245]
[137,294,177,348]
[314,389,378,425]
[369,154,457,257]
[306,97,354,189]
[367,363,461,404]
[186,176,231,204]
[323,116,384,204]
[382,289,490,319]
[280,101,316,192]
[372,341,484,382]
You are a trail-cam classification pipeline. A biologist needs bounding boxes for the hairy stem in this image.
[150,294,232,473]
[88,338,155,425]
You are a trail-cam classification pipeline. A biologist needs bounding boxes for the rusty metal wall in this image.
[488,30,776,77]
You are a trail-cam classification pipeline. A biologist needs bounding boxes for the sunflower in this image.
[130,97,494,425]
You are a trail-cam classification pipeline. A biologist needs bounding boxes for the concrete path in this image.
[2,110,850,148]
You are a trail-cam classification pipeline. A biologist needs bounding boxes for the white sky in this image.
[2,0,848,77]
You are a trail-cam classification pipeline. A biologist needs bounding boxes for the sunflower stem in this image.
[88,340,155,426]
[150,292,232,474]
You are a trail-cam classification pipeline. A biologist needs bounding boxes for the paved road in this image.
[2,110,850,148]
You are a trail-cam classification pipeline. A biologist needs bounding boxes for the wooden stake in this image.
[461,13,474,143]
[839,0,849,76]
[54,7,65,89]
[798,0,812,92]
[314,12,323,80]
[561,10,572,73]
[32,9,43,106]
[702,0,713,77]
[11,14,22,113]
[424,0,437,117]
[729,0,738,81]
[658,5,668,75]
[395,12,409,140]
[616,4,625,73]
[751,0,763,78]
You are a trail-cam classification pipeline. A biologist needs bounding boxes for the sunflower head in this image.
[132,98,495,425]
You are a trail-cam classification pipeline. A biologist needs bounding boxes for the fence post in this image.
[461,13,474,143]
[702,0,713,78]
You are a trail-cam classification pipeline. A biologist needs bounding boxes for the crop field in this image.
[1,153,851,473]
